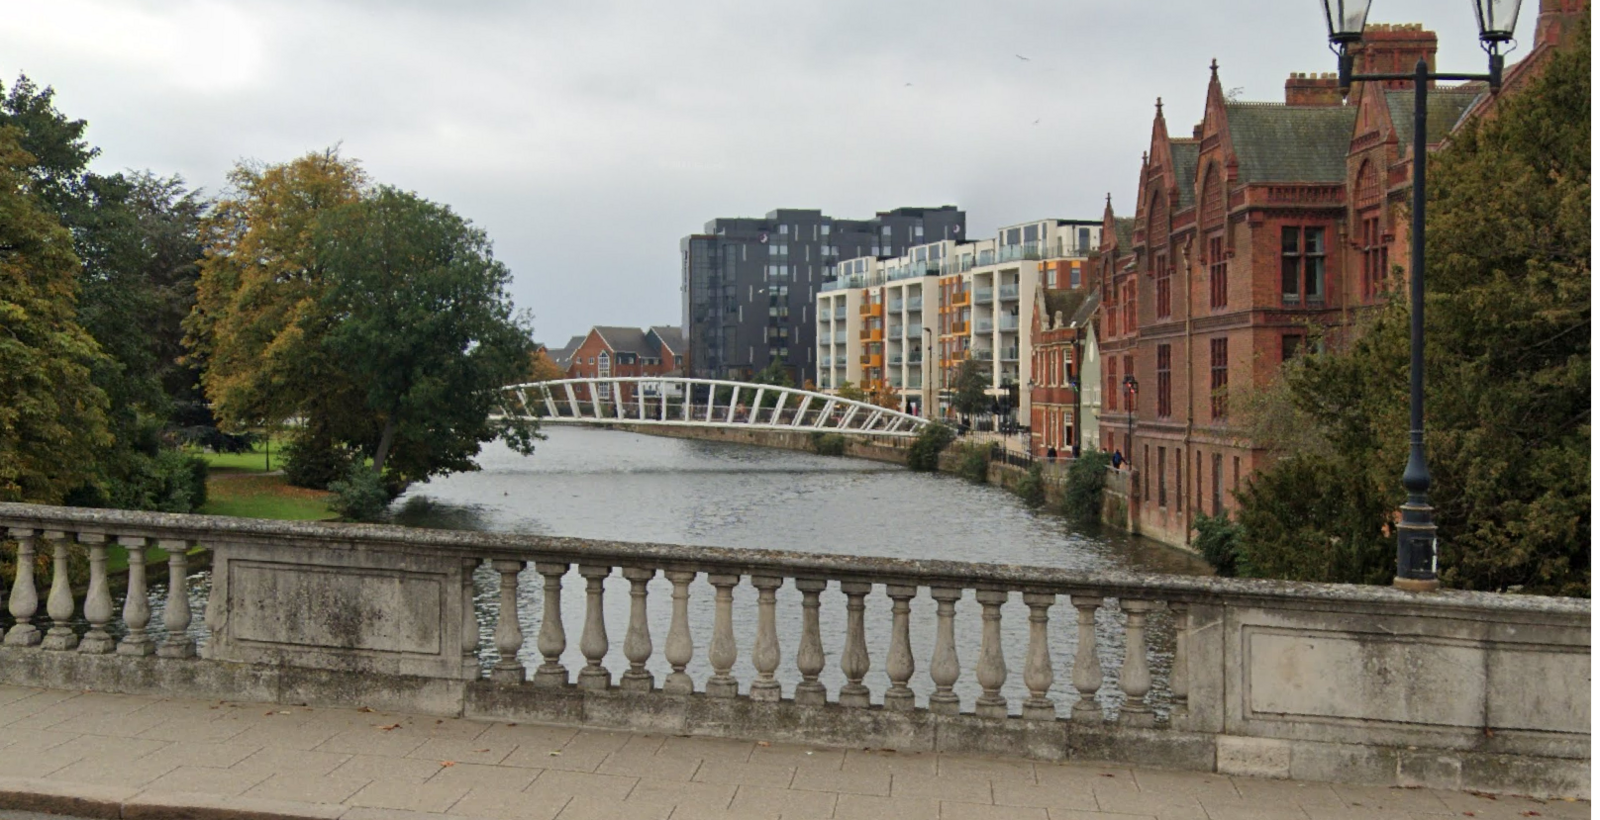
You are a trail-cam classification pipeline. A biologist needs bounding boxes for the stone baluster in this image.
[5,528,41,647]
[1022,592,1057,720]
[928,586,962,715]
[793,578,828,706]
[463,558,481,679]
[577,565,611,690]
[78,533,114,653]
[533,562,569,686]
[1170,601,1190,724]
[884,584,917,710]
[706,573,740,697]
[838,581,871,707]
[662,570,695,694]
[491,560,526,683]
[158,540,196,658]
[1118,598,1155,728]
[1070,595,1104,722]
[621,566,655,692]
[749,575,782,701]
[117,536,154,656]
[974,588,1009,718]
[41,532,77,651]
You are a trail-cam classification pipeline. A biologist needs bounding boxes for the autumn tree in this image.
[1231,25,1590,596]
[0,126,110,502]
[951,358,991,420]
[527,347,567,382]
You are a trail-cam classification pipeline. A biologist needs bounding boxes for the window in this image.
[1123,354,1135,413]
[1078,227,1091,253]
[1208,235,1227,309]
[1143,446,1150,501]
[1155,253,1171,319]
[1156,344,1172,418]
[1282,334,1304,362]
[1234,456,1241,493]
[1209,338,1228,420]
[1070,263,1081,288]
[1176,448,1183,512]
[779,224,788,234]
[1158,447,1167,508]
[1282,226,1326,304]
[821,224,831,236]
[881,225,892,236]
[1361,214,1388,300]
[1106,357,1118,411]
[1212,453,1224,515]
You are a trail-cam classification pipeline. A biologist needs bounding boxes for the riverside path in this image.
[0,686,1585,820]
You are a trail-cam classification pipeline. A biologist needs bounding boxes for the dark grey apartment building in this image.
[682,206,965,383]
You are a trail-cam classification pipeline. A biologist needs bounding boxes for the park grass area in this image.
[201,475,334,521]
[197,438,282,475]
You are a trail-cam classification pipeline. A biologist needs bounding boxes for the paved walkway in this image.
[0,687,1585,820]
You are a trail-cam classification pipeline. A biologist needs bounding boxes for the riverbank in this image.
[614,422,912,465]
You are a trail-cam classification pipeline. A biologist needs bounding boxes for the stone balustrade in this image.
[0,502,1589,799]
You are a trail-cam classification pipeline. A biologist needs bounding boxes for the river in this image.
[391,427,1210,718]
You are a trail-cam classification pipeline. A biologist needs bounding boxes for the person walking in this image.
[1112,449,1125,470]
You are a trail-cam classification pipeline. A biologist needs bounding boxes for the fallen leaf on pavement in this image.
[440,761,456,767]
[377,723,401,731]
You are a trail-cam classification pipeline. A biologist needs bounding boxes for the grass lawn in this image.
[202,475,335,521]
[196,438,283,475]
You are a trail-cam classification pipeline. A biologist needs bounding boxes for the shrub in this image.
[952,442,990,484]
[811,432,847,456]
[906,423,956,472]
[1014,462,1047,508]
[327,465,391,522]
[1193,511,1243,577]
[282,429,353,490]
[1060,449,1112,523]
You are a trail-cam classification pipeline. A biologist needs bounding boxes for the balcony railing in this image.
[907,297,923,311]
[833,331,847,343]
[907,323,922,337]
[949,321,969,334]
[975,319,995,333]
[889,299,904,312]
[975,288,994,304]
[1001,348,1020,361]
[999,284,1020,300]
[951,291,971,307]
[999,315,1020,331]
[834,307,847,320]
[889,355,903,366]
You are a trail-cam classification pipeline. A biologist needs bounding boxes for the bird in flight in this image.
[1016,54,1030,61]
[1033,119,1040,125]
[905,82,913,87]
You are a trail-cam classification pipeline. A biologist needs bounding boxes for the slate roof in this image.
[648,326,685,356]
[1385,89,1485,153]
[1169,141,1201,209]
[593,326,649,355]
[1224,103,1358,183]
[1068,288,1100,329]
[548,335,585,367]
[1042,289,1088,328]
[1113,217,1135,251]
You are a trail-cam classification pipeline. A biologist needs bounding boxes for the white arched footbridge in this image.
[501,377,932,438]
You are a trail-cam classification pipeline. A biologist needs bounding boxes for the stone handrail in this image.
[0,502,1589,798]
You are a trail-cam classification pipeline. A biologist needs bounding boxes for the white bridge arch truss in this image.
[501,377,932,438]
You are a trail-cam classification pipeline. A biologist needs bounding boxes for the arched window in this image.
[1202,164,1228,309]
[1150,191,1171,318]
[1356,159,1381,207]
[1201,164,1225,230]
[597,351,612,399]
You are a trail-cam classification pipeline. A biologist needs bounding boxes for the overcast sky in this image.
[4,0,1539,345]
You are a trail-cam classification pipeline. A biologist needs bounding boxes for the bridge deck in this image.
[0,687,1583,820]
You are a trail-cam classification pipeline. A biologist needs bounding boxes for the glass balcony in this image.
[1001,348,1020,361]
[907,297,923,311]
[907,323,922,336]
[889,299,904,311]
[975,319,994,333]
[999,314,1020,331]
[907,375,922,389]
[833,330,847,343]
[999,284,1020,300]
[833,307,847,319]
[889,354,903,366]
[975,287,994,304]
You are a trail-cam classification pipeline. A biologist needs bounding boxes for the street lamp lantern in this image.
[1318,0,1522,592]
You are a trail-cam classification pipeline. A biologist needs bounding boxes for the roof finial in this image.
[1210,58,1219,78]
[1155,96,1163,116]
[1106,192,1112,206]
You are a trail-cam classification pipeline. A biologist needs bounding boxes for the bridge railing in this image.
[0,502,1588,798]
[501,377,931,438]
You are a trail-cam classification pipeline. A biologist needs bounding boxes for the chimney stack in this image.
[1350,23,1439,90]
[1285,72,1344,106]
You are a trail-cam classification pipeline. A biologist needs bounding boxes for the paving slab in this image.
[0,687,1585,820]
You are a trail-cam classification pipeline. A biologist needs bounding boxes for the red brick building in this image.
[1097,3,1586,549]
[566,326,685,404]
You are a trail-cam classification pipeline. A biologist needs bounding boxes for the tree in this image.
[0,126,111,502]
[749,359,793,409]
[951,358,990,419]
[312,186,539,483]
[835,380,868,403]
[185,149,371,486]
[527,347,567,382]
[1233,26,1590,595]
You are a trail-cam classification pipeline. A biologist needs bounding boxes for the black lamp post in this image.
[1322,0,1521,592]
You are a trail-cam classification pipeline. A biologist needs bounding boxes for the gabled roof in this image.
[1385,88,1484,153]
[548,335,585,367]
[1068,288,1101,328]
[592,326,649,354]
[647,326,685,356]
[1169,141,1201,209]
[1223,102,1358,183]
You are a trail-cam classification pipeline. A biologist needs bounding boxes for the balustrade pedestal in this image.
[620,567,656,692]
[4,528,41,647]
[41,532,78,652]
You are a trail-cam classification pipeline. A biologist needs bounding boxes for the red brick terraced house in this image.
[566,326,686,405]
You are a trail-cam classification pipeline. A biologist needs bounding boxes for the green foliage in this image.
[1014,462,1047,508]
[951,442,990,484]
[1192,511,1243,577]
[281,427,353,490]
[751,360,794,409]
[951,358,990,418]
[1234,29,1591,595]
[906,423,955,472]
[0,124,111,503]
[834,380,868,403]
[1060,449,1112,523]
[811,432,847,457]
[327,464,392,522]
